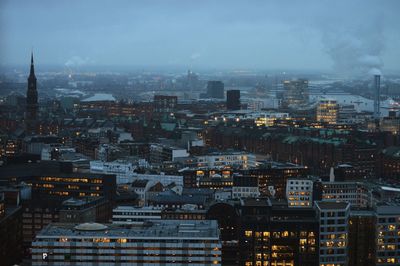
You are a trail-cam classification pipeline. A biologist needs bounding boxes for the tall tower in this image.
[373,74,381,120]
[206,81,224,99]
[26,52,38,133]
[226,90,241,110]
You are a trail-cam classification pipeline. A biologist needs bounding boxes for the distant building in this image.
[153,95,178,113]
[26,53,38,134]
[31,220,222,265]
[149,143,189,164]
[195,151,256,169]
[226,90,241,110]
[282,79,309,107]
[380,111,400,134]
[317,99,339,124]
[207,81,224,99]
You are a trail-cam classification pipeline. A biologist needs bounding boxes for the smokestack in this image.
[374,74,381,120]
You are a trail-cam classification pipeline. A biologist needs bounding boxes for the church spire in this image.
[30,51,35,78]
[26,51,38,134]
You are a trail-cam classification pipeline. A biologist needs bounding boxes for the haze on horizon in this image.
[1,0,399,75]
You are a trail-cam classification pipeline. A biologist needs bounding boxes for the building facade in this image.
[315,201,350,266]
[316,99,339,125]
[227,90,241,110]
[207,81,224,99]
[31,220,222,265]
[282,79,309,107]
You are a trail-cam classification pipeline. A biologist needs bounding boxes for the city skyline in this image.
[1,2,400,266]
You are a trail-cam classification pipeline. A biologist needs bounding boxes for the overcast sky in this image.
[1,0,399,74]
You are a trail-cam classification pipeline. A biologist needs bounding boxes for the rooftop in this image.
[241,197,271,207]
[82,93,116,102]
[113,206,162,212]
[315,201,350,210]
[36,220,219,240]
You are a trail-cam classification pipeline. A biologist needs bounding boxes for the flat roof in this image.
[36,220,219,240]
[81,93,116,102]
[315,201,350,210]
[113,206,162,212]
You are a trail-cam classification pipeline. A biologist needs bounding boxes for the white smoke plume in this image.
[320,16,384,77]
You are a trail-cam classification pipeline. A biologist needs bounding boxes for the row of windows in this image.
[32,259,220,264]
[244,231,316,239]
[39,177,103,184]
[113,212,161,216]
[36,239,220,244]
[321,212,346,218]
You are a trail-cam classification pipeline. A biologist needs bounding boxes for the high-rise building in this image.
[375,203,400,265]
[239,198,319,266]
[186,69,199,93]
[226,90,241,110]
[348,210,376,266]
[316,99,339,124]
[26,52,38,134]
[153,95,177,113]
[0,190,23,266]
[207,81,224,99]
[31,220,222,265]
[374,74,381,120]
[315,201,350,266]
[282,79,309,107]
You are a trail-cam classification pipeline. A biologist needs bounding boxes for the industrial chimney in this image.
[374,74,381,120]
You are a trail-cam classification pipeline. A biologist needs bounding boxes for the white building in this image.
[112,206,162,224]
[131,179,153,206]
[136,173,183,187]
[90,160,136,184]
[195,152,256,169]
[315,201,350,266]
[31,220,222,265]
[149,144,189,164]
[322,181,372,209]
[90,161,182,186]
[232,175,259,199]
[286,178,313,208]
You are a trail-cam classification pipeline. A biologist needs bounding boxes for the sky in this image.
[1,0,399,74]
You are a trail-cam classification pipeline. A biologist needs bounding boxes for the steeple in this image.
[29,51,36,78]
[26,52,38,133]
